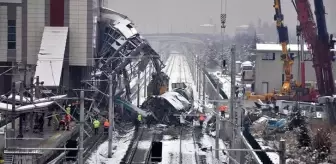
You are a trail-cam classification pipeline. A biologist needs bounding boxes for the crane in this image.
[293,0,336,124]
[273,0,293,95]
[293,0,335,96]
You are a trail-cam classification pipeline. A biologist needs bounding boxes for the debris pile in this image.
[249,100,336,163]
[141,89,192,125]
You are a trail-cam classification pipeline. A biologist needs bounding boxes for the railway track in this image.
[178,126,207,164]
[192,130,207,164]
[168,55,177,78]
[121,127,155,164]
[83,132,108,161]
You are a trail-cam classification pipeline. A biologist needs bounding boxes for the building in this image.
[254,43,336,94]
[0,0,101,94]
[235,25,249,35]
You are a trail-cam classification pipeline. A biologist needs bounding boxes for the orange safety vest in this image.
[199,114,205,121]
[104,121,110,127]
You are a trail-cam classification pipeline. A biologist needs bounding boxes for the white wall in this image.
[254,51,336,94]
[69,0,88,66]
[0,6,7,62]
[27,0,45,65]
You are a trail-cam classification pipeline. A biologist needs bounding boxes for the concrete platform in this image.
[4,121,79,164]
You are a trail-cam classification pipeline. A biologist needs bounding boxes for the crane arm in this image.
[294,0,335,96]
[273,0,293,94]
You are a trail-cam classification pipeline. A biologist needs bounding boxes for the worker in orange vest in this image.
[103,119,110,135]
[199,114,205,127]
[219,105,228,117]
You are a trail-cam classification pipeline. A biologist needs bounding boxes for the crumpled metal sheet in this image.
[141,90,192,125]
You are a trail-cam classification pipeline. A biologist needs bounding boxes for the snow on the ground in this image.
[137,140,152,149]
[255,138,280,164]
[159,134,197,164]
[210,71,242,99]
[160,137,181,164]
[86,129,134,164]
[200,134,229,164]
[159,133,229,164]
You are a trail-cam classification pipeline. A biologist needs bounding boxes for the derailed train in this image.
[93,8,195,125]
[141,84,194,125]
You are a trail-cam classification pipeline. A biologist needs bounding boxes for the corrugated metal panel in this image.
[35,26,68,86]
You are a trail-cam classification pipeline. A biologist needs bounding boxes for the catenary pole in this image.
[78,91,84,164]
[215,79,220,159]
[108,75,113,158]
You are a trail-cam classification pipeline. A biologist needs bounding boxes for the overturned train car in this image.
[141,85,194,125]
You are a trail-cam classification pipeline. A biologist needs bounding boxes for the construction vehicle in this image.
[271,0,320,102]
[292,0,336,124]
[249,0,334,102]
[273,0,293,95]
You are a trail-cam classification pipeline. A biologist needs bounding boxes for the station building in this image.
[254,43,336,94]
[0,0,103,94]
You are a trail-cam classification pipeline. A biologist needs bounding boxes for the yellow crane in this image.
[273,0,294,95]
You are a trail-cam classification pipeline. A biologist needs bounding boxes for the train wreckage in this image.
[141,85,194,125]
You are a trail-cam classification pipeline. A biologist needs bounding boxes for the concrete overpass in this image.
[142,33,223,45]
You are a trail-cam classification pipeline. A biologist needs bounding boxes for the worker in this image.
[66,104,71,115]
[137,113,142,125]
[134,114,140,129]
[103,119,110,135]
[58,118,65,130]
[219,105,228,117]
[199,114,205,127]
[65,114,71,131]
[93,119,100,135]
[39,114,45,132]
[146,115,152,128]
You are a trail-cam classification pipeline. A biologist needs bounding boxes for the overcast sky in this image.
[107,0,336,35]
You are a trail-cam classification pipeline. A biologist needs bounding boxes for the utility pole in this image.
[108,75,114,158]
[144,66,147,98]
[279,139,286,164]
[300,34,305,87]
[198,66,201,100]
[18,82,23,138]
[35,76,40,98]
[202,62,206,107]
[11,82,16,135]
[30,77,34,133]
[137,70,140,107]
[78,91,84,164]
[229,45,237,162]
[215,79,220,159]
[196,55,198,92]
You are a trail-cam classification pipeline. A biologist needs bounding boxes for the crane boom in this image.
[295,0,335,96]
[273,0,293,94]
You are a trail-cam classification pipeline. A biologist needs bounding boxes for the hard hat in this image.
[68,104,71,107]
